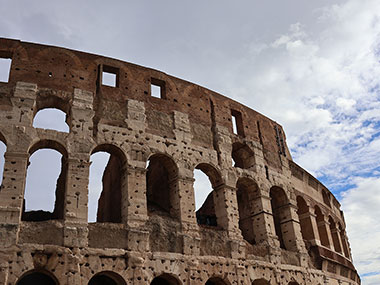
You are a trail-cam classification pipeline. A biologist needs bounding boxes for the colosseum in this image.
[0,38,360,285]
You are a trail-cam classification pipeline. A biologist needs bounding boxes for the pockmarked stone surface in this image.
[0,38,360,284]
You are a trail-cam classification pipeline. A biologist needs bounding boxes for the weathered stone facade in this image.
[0,38,360,284]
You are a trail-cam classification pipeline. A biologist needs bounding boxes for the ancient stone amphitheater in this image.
[0,38,360,285]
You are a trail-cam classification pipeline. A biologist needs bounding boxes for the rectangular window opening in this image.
[0,58,12,83]
[102,65,119,87]
[231,109,244,136]
[150,78,166,99]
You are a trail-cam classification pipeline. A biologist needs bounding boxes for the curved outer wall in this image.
[0,38,360,284]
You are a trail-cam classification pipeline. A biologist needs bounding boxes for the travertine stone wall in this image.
[0,38,360,284]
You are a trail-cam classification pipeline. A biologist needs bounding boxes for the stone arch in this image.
[195,163,223,227]
[322,190,330,207]
[269,186,289,249]
[89,144,127,223]
[33,95,71,132]
[16,269,59,285]
[236,177,259,244]
[88,271,126,285]
[252,279,270,285]
[231,142,255,169]
[338,222,350,258]
[150,273,181,285]
[205,276,231,285]
[315,205,330,247]
[288,282,299,285]
[329,216,342,253]
[296,196,315,242]
[146,153,179,219]
[22,139,68,221]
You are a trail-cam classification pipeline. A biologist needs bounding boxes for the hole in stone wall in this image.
[231,109,244,136]
[88,145,124,223]
[194,169,213,211]
[151,78,166,99]
[231,142,255,169]
[23,148,66,221]
[194,164,221,227]
[102,65,119,87]
[0,58,12,83]
[88,152,110,223]
[270,186,288,249]
[205,277,229,285]
[146,154,178,218]
[0,139,6,187]
[33,108,70,133]
[236,178,258,245]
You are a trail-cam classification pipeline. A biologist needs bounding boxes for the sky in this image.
[0,0,380,283]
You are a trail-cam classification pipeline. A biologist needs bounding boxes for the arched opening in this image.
[33,108,69,132]
[22,140,67,221]
[288,282,299,285]
[151,273,181,285]
[322,190,330,207]
[252,279,270,285]
[195,163,223,227]
[146,153,179,219]
[338,223,350,258]
[194,169,213,211]
[88,271,126,285]
[16,270,58,285]
[315,206,330,247]
[269,186,289,249]
[205,277,229,285]
[329,216,342,253]
[236,177,259,244]
[0,133,6,187]
[296,196,314,242]
[88,144,126,223]
[231,142,255,169]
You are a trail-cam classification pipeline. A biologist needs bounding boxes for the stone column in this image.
[124,165,149,252]
[317,216,334,250]
[298,210,321,246]
[63,155,90,248]
[177,176,200,256]
[0,151,28,246]
[10,82,37,126]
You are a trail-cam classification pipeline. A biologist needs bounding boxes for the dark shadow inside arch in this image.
[22,140,68,222]
[231,142,255,169]
[195,163,223,227]
[252,279,270,285]
[89,144,126,223]
[270,186,288,249]
[236,177,259,245]
[17,270,58,285]
[146,153,179,218]
[88,271,126,285]
[151,273,180,285]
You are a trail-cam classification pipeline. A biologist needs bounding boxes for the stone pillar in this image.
[277,202,306,252]
[250,193,277,244]
[330,224,343,254]
[299,210,321,246]
[63,156,90,248]
[124,166,149,252]
[318,216,334,250]
[177,176,200,256]
[10,82,37,126]
[0,151,28,246]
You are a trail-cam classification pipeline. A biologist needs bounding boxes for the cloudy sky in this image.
[0,0,380,283]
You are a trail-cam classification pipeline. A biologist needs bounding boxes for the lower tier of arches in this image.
[3,245,360,285]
